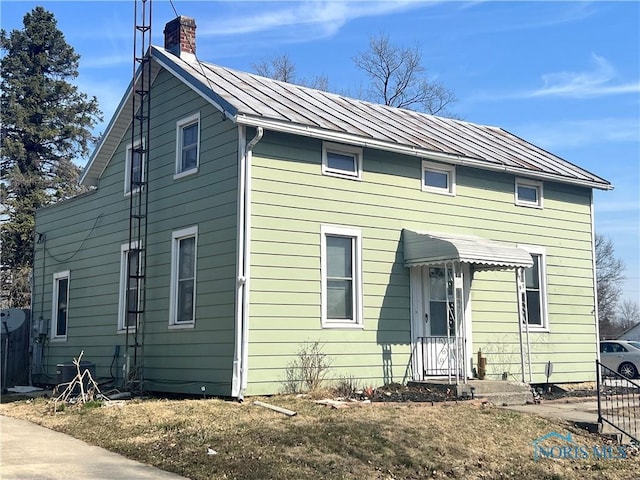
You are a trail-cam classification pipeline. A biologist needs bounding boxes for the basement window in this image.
[175,113,200,178]
[322,142,362,180]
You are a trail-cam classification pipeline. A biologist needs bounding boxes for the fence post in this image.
[596,359,602,425]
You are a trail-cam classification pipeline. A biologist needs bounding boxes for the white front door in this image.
[410,263,472,380]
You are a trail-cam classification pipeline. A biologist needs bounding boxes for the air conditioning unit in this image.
[56,361,96,395]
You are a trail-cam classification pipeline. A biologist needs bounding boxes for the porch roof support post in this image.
[516,267,533,383]
[457,262,467,384]
[446,262,454,385]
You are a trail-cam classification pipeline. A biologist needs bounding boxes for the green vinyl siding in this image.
[32,68,239,396]
[34,72,598,396]
[245,131,597,394]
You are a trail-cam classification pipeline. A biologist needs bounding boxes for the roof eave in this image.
[151,46,238,120]
[236,114,614,191]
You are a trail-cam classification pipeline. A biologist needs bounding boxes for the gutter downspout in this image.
[590,191,602,379]
[232,125,263,400]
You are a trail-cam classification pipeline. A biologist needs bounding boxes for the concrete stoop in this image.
[411,379,534,406]
[458,380,533,406]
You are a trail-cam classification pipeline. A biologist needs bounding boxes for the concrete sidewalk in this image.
[504,398,600,427]
[1,415,190,480]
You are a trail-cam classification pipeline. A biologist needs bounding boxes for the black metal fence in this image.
[596,360,639,443]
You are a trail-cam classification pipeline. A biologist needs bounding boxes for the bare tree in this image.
[595,233,625,338]
[252,53,329,91]
[253,54,296,82]
[353,33,456,115]
[618,299,640,330]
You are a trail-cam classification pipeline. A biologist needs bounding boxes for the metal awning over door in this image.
[403,229,533,270]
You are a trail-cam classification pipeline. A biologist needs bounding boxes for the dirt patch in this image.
[372,383,457,403]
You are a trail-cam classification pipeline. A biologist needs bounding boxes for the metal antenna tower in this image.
[125,0,152,392]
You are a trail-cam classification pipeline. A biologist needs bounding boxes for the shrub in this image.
[283,341,332,394]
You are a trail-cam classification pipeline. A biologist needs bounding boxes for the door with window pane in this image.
[423,266,458,376]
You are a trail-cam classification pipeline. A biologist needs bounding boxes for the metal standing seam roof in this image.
[80,46,612,190]
[402,230,534,270]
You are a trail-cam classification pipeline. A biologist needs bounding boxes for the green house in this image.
[32,17,612,398]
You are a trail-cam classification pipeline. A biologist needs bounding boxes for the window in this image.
[51,271,70,340]
[519,245,548,330]
[322,142,362,179]
[175,113,200,178]
[422,160,456,195]
[321,225,363,328]
[118,242,141,331]
[124,140,145,195]
[169,226,198,327]
[515,178,543,208]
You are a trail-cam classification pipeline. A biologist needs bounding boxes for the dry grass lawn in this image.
[1,396,639,480]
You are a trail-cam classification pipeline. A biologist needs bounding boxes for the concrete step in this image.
[458,380,531,395]
[409,379,533,405]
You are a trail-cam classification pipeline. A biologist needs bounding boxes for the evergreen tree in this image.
[1,7,101,307]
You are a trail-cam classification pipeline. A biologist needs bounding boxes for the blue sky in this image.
[2,1,639,305]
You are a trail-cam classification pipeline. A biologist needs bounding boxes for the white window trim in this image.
[422,160,456,196]
[124,139,145,196]
[169,226,198,328]
[322,142,363,180]
[320,225,364,329]
[518,244,549,332]
[51,270,70,341]
[515,178,544,208]
[118,241,139,333]
[174,112,200,179]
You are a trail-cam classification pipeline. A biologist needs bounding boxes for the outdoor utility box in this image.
[56,361,96,395]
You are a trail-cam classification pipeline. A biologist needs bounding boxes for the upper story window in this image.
[51,271,70,341]
[422,160,456,195]
[320,225,363,328]
[169,226,198,328]
[175,113,200,178]
[515,178,543,208]
[322,142,362,180]
[519,245,548,330]
[124,140,145,195]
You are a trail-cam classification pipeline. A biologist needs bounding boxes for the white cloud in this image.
[81,54,131,69]
[467,55,640,104]
[513,118,640,150]
[529,54,640,98]
[197,1,433,40]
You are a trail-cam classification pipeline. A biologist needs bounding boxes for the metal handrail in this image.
[419,336,464,381]
[596,360,639,443]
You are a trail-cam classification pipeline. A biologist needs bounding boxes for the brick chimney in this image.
[163,16,196,59]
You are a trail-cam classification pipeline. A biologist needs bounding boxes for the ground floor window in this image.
[119,242,140,331]
[321,225,363,328]
[170,226,198,327]
[51,271,70,340]
[519,245,548,329]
